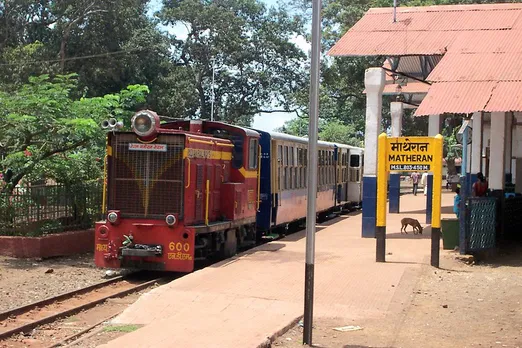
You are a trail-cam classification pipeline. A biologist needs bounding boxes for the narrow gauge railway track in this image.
[0,271,173,342]
[0,210,358,347]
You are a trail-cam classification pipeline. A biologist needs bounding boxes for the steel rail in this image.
[0,274,165,341]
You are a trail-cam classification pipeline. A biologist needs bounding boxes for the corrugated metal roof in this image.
[328,31,454,56]
[367,4,522,14]
[415,81,522,115]
[484,82,522,112]
[448,30,522,53]
[414,82,496,116]
[349,8,521,33]
[428,53,522,82]
[330,3,522,114]
[329,4,522,57]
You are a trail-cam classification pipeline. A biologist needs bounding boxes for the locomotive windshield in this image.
[107,133,185,218]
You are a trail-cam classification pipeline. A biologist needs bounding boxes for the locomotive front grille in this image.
[108,133,185,218]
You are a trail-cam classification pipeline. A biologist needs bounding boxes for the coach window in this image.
[317,150,323,185]
[277,145,282,191]
[296,148,301,189]
[342,153,347,182]
[283,146,288,190]
[350,154,360,182]
[328,151,333,184]
[345,152,349,181]
[288,146,295,189]
[248,138,258,169]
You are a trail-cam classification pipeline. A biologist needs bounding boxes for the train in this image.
[94,110,364,272]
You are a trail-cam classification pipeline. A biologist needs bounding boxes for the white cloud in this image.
[290,34,311,54]
[252,112,297,132]
[158,22,190,40]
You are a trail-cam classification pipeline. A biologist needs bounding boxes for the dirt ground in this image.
[0,253,106,312]
[274,247,522,348]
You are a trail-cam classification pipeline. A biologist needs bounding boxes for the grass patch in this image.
[103,324,141,333]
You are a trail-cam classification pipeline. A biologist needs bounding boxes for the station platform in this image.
[100,192,455,348]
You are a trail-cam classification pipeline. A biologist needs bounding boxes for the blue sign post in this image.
[458,121,471,255]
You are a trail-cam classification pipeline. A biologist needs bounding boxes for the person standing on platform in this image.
[421,171,429,196]
[454,187,461,218]
[472,172,488,197]
[411,171,420,196]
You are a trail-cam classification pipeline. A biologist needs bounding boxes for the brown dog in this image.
[400,218,423,235]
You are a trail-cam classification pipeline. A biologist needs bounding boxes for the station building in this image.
[329,3,522,253]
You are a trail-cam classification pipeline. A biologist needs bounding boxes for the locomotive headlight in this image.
[166,214,176,226]
[107,212,118,224]
[131,110,159,138]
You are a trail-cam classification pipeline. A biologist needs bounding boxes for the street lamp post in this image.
[303,0,322,345]
[211,58,216,122]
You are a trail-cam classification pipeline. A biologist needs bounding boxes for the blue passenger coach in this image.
[252,129,364,236]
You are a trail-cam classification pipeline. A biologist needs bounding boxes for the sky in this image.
[147,0,311,132]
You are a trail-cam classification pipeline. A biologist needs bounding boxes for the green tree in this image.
[319,120,363,146]
[275,117,363,146]
[0,1,170,101]
[442,115,464,175]
[0,74,149,192]
[157,0,308,125]
[274,116,309,136]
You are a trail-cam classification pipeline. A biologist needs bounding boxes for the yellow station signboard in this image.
[376,133,444,267]
[387,137,436,171]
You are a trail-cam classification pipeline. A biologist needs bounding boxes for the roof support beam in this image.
[387,56,401,71]
[382,66,432,85]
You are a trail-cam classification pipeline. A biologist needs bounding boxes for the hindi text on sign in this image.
[128,143,168,152]
[386,136,436,172]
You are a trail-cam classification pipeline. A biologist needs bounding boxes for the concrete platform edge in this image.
[257,315,303,348]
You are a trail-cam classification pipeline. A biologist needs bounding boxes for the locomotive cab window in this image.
[231,136,244,169]
[248,138,259,169]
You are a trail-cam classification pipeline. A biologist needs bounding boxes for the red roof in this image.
[414,81,522,115]
[329,3,522,115]
[329,4,522,57]
[484,82,522,113]
[428,53,522,82]
[414,82,496,116]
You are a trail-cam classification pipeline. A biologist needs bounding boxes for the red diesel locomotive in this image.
[95,110,261,272]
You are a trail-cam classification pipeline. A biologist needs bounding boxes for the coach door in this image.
[347,152,362,203]
[271,142,283,224]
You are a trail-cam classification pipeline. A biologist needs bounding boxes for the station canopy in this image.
[329,3,522,116]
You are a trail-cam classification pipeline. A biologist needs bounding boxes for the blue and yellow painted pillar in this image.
[376,133,388,261]
[362,68,386,238]
[426,115,441,224]
[431,135,444,268]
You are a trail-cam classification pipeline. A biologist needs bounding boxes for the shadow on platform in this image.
[398,206,453,215]
[386,225,433,240]
[477,243,522,268]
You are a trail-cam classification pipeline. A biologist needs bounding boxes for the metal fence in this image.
[0,182,103,236]
[465,197,497,252]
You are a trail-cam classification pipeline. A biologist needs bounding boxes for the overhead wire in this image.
[0,46,155,67]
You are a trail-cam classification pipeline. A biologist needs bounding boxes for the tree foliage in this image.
[0,74,149,191]
[0,0,170,98]
[157,0,307,125]
[275,117,363,146]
